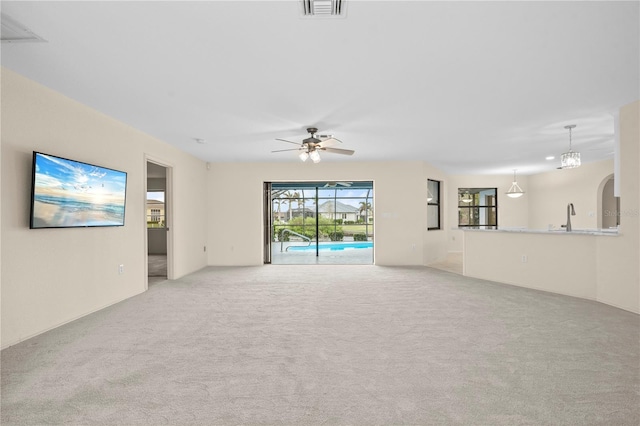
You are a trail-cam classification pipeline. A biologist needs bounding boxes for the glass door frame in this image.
[264,181,374,264]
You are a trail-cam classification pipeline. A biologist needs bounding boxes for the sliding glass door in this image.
[265,182,374,265]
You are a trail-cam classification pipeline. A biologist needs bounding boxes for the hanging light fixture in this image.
[461,192,473,203]
[299,147,320,163]
[560,124,581,169]
[309,149,321,163]
[506,169,525,198]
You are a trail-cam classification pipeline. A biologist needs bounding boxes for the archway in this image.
[597,174,619,229]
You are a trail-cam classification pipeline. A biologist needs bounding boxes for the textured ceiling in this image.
[2,1,638,175]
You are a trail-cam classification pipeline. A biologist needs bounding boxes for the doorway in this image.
[264,181,374,265]
[599,175,620,229]
[146,160,172,286]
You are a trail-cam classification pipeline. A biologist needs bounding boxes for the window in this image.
[151,209,161,222]
[270,183,374,251]
[458,188,497,229]
[427,179,441,230]
[147,191,165,228]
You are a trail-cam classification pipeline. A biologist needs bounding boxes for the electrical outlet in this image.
[118,264,124,274]
[521,255,528,263]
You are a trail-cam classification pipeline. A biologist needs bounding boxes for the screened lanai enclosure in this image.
[264,182,374,264]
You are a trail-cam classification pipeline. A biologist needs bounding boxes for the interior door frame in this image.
[263,182,272,264]
[144,155,174,289]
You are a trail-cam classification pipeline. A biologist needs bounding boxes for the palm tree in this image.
[272,198,283,222]
[359,201,372,221]
[359,200,372,239]
[271,189,287,222]
[282,190,296,221]
[284,191,302,221]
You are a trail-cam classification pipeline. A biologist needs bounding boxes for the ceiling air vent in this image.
[302,0,346,17]
[1,13,46,43]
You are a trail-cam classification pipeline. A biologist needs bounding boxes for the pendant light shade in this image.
[309,150,321,163]
[560,124,581,169]
[505,169,525,198]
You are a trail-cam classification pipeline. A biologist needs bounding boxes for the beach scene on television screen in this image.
[32,154,127,228]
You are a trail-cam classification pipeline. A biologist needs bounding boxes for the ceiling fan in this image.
[272,127,355,163]
[324,181,352,188]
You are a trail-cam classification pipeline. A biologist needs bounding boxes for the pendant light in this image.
[560,124,581,169]
[506,169,525,198]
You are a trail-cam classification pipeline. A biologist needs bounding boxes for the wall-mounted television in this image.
[30,152,128,229]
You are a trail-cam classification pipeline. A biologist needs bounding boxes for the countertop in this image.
[457,227,619,236]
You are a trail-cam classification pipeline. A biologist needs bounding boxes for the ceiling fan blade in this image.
[271,148,302,153]
[275,138,301,146]
[322,147,355,155]
[317,134,342,141]
[317,137,342,148]
[324,181,352,188]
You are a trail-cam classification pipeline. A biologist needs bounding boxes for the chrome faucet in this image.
[563,203,576,231]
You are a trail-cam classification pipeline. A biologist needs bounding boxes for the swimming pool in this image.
[287,241,373,252]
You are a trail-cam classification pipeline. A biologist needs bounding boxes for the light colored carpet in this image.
[1,265,638,425]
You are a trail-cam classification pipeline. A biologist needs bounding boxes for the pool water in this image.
[287,242,373,251]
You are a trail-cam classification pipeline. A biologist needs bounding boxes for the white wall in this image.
[447,174,530,252]
[596,101,640,313]
[463,101,639,314]
[448,160,615,253]
[527,160,614,230]
[3,67,634,349]
[207,161,449,266]
[464,231,600,300]
[1,69,209,348]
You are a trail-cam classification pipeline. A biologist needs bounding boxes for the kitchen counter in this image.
[458,227,619,236]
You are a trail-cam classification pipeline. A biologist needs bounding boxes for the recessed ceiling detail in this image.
[301,0,345,17]
[1,13,46,43]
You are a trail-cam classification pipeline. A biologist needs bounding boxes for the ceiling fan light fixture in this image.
[560,124,581,169]
[273,127,353,161]
[309,150,321,163]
